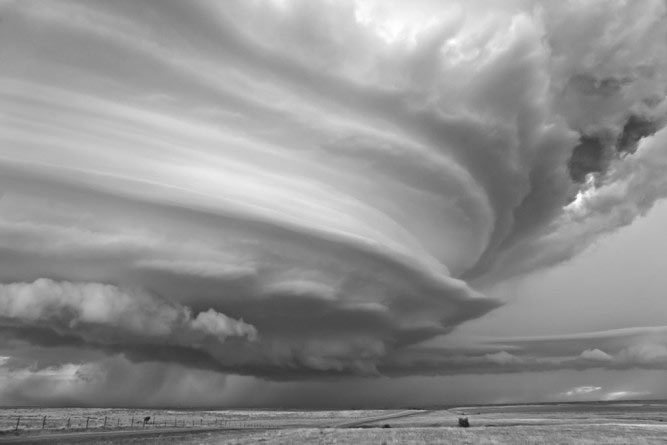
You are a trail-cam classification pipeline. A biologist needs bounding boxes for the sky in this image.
[1,0,667,407]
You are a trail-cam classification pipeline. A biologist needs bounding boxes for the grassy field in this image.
[0,407,393,431]
[222,424,667,445]
[1,402,666,444]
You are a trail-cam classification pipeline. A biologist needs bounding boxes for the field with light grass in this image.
[1,401,666,444]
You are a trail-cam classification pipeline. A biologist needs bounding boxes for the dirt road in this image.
[330,409,430,428]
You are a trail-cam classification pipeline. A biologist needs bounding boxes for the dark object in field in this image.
[458,417,470,427]
[382,424,391,428]
[143,416,151,424]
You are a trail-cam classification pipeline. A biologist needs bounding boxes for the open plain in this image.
[1,401,666,444]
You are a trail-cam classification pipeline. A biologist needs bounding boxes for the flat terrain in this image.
[1,401,666,444]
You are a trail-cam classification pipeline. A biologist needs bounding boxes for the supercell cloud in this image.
[1,0,667,406]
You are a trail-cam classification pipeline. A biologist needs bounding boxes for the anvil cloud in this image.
[1,0,667,406]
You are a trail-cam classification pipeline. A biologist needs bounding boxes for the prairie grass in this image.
[219,424,667,445]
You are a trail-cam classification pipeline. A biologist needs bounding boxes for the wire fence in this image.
[1,413,268,433]
[0,409,385,434]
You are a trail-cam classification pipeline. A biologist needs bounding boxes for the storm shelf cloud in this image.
[1,0,667,407]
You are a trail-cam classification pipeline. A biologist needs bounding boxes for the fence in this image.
[2,414,267,433]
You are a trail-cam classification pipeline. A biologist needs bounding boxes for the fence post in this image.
[42,415,46,429]
[66,417,70,429]
[131,416,134,427]
[103,416,107,429]
[85,417,90,430]
[117,418,120,427]
[15,416,20,432]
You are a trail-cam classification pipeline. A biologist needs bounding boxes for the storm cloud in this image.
[1,0,667,406]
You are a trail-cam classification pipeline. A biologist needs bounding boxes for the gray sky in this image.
[1,0,667,407]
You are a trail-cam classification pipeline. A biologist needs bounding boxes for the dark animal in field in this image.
[382,424,391,428]
[458,417,470,427]
[143,416,151,425]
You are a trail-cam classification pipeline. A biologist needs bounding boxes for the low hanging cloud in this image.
[1,0,667,403]
[0,278,257,345]
[0,353,235,407]
[374,325,667,376]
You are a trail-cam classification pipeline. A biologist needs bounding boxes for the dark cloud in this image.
[567,115,660,183]
[617,115,660,155]
[568,135,608,182]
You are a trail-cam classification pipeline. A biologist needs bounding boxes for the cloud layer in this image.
[380,325,667,376]
[1,0,667,404]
